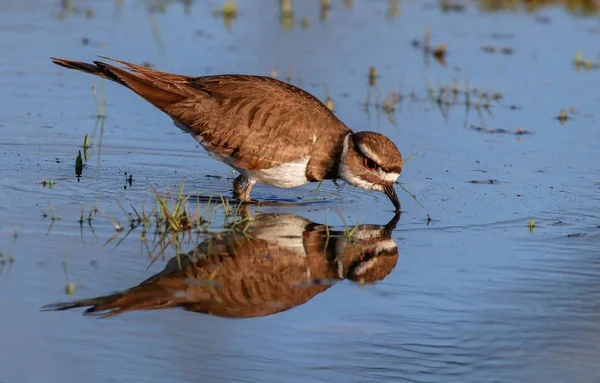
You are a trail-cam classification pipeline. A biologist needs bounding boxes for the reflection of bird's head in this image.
[345,241,399,283]
[334,216,400,284]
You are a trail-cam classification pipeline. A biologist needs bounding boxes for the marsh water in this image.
[1,0,600,382]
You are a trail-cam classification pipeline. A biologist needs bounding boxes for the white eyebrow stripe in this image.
[357,143,382,164]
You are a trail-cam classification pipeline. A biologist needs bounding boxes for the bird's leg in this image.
[232,174,246,199]
[232,175,256,202]
[239,179,256,202]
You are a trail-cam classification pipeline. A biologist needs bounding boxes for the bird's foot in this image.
[232,175,255,203]
[239,180,256,202]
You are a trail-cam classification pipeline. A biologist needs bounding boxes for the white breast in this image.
[237,157,310,188]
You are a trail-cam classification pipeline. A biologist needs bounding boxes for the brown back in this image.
[51,57,352,173]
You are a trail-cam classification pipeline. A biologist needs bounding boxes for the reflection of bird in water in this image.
[42,213,400,318]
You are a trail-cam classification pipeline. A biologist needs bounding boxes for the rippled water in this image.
[0,0,599,382]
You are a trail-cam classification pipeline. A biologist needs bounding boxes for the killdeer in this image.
[51,56,403,211]
[41,212,399,318]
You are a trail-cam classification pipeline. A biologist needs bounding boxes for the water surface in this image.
[0,1,599,382]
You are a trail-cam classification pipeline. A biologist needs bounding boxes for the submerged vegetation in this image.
[71,182,255,267]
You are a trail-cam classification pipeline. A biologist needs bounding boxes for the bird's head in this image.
[339,132,403,212]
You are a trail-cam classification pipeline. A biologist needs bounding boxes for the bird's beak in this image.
[383,184,401,212]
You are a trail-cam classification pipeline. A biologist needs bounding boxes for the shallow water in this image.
[1,0,599,382]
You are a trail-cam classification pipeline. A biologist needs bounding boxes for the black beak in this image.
[383,184,401,212]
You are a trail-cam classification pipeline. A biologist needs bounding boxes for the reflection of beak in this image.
[383,184,401,212]
[383,210,401,235]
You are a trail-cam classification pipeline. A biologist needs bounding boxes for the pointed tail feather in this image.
[40,288,180,318]
[41,292,128,318]
[50,57,187,109]
[51,57,111,79]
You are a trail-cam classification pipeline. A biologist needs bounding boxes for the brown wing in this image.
[182,237,334,317]
[51,56,352,171]
[166,75,352,170]
[40,234,333,318]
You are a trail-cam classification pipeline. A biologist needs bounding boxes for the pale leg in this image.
[239,179,256,202]
[232,175,256,202]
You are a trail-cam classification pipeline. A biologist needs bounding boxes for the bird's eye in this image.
[360,249,374,262]
[363,157,377,170]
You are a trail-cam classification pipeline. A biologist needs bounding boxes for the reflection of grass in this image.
[528,219,536,233]
[362,87,404,126]
[0,230,18,277]
[323,85,334,111]
[89,181,252,265]
[368,66,378,86]
[212,1,238,30]
[41,201,61,235]
[89,81,107,167]
[555,107,583,124]
[62,254,83,295]
[81,116,106,175]
[57,0,75,19]
[387,0,401,18]
[83,134,90,161]
[364,78,509,128]
[411,27,448,68]
[41,179,55,189]
[92,81,106,118]
[477,0,599,14]
[147,12,166,54]
[79,204,99,244]
[280,2,294,31]
[338,212,362,241]
[57,0,96,19]
[320,0,331,20]
[574,51,600,71]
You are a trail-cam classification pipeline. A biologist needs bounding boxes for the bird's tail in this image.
[50,56,187,109]
[40,287,179,318]
[51,57,113,80]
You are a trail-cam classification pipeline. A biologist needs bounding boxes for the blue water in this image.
[0,0,599,382]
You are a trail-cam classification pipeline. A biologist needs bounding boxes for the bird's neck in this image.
[306,131,351,181]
